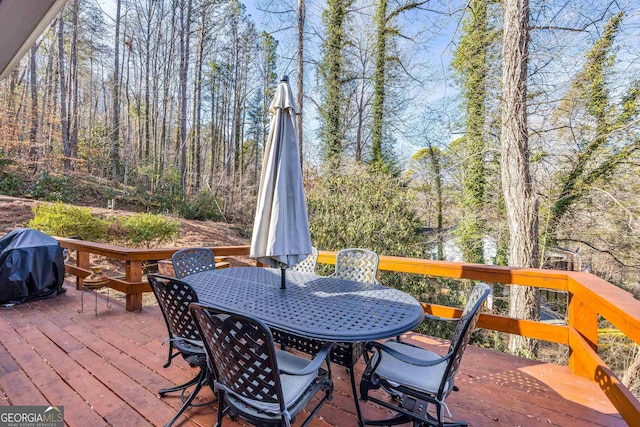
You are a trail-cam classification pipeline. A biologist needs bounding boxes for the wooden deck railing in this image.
[57,239,640,425]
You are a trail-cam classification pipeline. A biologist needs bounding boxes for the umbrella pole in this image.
[280,265,287,289]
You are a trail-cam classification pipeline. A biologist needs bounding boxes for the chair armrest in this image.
[279,342,335,376]
[423,313,460,322]
[367,341,452,367]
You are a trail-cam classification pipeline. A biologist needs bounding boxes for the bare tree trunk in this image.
[501,0,540,357]
[69,0,79,163]
[210,69,218,188]
[161,1,177,183]
[38,43,55,172]
[124,25,132,195]
[428,144,444,260]
[193,5,207,192]
[111,0,122,185]
[58,16,71,171]
[296,0,305,170]
[354,66,366,162]
[179,0,193,197]
[144,0,153,160]
[29,45,38,166]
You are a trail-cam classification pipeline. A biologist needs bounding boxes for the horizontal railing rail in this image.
[57,238,252,311]
[57,240,640,424]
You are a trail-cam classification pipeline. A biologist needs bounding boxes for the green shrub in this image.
[0,173,22,196]
[28,202,108,241]
[179,190,223,221]
[306,162,424,257]
[117,213,180,248]
[27,172,77,203]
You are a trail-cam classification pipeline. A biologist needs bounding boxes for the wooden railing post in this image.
[568,292,598,377]
[76,250,89,290]
[125,260,143,312]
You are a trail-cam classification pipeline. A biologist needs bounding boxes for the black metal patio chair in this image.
[289,246,319,275]
[359,282,491,427]
[172,247,216,279]
[190,303,334,427]
[330,248,380,284]
[147,274,215,427]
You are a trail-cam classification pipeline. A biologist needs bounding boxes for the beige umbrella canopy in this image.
[250,76,312,288]
[0,0,68,80]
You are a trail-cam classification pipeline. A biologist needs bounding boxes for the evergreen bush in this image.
[117,213,180,248]
[306,163,424,257]
[0,173,21,196]
[27,172,77,203]
[28,202,108,242]
[179,190,222,221]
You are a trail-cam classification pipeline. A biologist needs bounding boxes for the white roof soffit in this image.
[0,0,69,80]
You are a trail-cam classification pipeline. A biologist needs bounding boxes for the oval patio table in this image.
[182,267,425,426]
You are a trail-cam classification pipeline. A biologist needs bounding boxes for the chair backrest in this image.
[290,247,319,274]
[334,248,379,284]
[440,282,490,395]
[190,303,287,415]
[172,248,216,279]
[148,274,201,342]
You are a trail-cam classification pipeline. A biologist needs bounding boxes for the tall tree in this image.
[179,0,193,197]
[111,0,122,184]
[370,0,388,167]
[69,0,80,161]
[546,12,640,246]
[320,0,353,170]
[192,0,211,192]
[500,0,540,356]
[29,45,38,165]
[261,31,277,151]
[370,0,427,169]
[451,0,491,264]
[58,15,72,170]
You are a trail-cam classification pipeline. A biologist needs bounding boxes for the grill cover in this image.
[0,228,65,305]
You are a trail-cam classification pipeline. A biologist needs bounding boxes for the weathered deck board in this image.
[0,283,625,427]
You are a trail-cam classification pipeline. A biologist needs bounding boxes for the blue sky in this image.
[94,0,640,168]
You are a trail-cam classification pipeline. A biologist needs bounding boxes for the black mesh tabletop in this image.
[182,267,424,342]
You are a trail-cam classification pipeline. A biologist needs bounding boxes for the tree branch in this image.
[556,238,640,269]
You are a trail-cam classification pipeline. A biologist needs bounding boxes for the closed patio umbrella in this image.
[250,76,312,289]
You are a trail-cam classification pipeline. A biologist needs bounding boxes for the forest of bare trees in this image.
[0,0,639,366]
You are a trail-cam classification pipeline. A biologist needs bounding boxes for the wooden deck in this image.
[0,282,625,427]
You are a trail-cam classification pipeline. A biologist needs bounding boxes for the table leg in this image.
[349,367,365,427]
[348,343,366,427]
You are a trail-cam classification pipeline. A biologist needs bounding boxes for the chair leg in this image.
[164,342,177,368]
[163,369,206,427]
[159,372,201,396]
[215,390,225,427]
[300,380,333,427]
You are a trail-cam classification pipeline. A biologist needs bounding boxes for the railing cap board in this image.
[319,250,568,290]
[569,327,640,422]
[56,238,250,261]
[568,272,640,345]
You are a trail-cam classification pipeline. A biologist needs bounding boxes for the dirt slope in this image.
[0,195,250,248]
